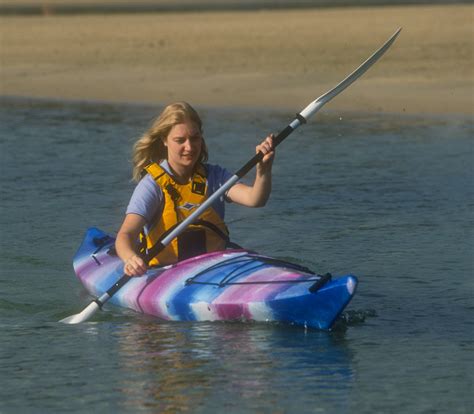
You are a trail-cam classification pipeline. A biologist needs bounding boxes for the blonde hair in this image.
[132,102,208,181]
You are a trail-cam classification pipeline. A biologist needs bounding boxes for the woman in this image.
[116,102,275,276]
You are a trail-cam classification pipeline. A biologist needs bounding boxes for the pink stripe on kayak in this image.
[212,268,306,320]
[134,252,246,319]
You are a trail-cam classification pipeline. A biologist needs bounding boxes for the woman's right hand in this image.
[124,253,148,277]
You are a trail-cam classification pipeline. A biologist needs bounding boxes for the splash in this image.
[332,309,377,330]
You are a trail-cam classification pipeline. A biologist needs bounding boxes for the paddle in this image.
[60,28,401,324]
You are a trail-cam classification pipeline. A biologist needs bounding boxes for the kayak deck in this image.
[73,227,357,330]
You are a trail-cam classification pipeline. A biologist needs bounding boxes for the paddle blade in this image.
[59,301,100,324]
[300,27,402,121]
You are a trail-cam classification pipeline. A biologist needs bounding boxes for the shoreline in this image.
[1,4,472,116]
[1,1,469,15]
[3,94,471,124]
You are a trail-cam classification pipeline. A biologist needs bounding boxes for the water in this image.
[0,97,472,413]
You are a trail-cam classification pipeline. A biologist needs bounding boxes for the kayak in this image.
[73,227,358,330]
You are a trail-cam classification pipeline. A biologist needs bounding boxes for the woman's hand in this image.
[226,133,275,207]
[256,134,275,175]
[124,253,147,277]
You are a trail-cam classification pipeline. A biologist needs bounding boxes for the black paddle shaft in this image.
[235,124,296,178]
[102,275,131,302]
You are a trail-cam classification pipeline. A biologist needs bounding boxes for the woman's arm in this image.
[116,213,148,276]
[227,135,275,207]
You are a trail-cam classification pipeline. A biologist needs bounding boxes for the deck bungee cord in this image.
[183,253,320,287]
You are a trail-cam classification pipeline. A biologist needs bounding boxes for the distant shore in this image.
[1,4,472,115]
[1,1,469,15]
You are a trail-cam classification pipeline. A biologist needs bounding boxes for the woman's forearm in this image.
[227,133,275,207]
[115,231,139,263]
[115,213,148,276]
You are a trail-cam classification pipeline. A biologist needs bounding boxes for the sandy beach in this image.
[1,3,472,115]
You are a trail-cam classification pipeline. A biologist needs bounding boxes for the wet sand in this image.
[1,4,472,114]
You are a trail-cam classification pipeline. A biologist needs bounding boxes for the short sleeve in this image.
[206,164,234,218]
[206,164,233,194]
[125,174,163,224]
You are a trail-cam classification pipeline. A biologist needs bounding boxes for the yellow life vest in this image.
[141,162,230,266]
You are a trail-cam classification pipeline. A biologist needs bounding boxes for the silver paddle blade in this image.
[300,28,402,120]
[59,301,100,324]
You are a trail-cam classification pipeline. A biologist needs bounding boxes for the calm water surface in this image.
[0,98,472,413]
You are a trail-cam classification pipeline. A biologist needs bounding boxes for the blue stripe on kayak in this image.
[168,258,276,320]
[268,276,357,329]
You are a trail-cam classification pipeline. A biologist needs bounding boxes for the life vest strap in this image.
[142,162,233,265]
[143,218,232,262]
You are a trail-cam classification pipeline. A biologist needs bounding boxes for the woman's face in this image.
[164,121,202,175]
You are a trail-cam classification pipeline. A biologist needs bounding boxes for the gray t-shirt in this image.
[126,161,233,226]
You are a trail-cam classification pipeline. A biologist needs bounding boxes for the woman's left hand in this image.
[256,134,275,173]
[227,133,275,207]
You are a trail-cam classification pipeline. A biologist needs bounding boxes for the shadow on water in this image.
[1,315,358,413]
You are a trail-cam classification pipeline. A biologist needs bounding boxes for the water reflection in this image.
[112,321,354,413]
